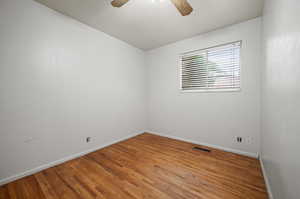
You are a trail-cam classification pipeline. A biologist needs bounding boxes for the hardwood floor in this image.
[0,133,268,199]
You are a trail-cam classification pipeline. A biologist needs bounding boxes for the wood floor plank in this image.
[0,133,268,199]
[0,185,10,199]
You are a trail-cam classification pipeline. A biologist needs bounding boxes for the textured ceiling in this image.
[34,0,264,50]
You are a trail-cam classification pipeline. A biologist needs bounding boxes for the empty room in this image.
[0,0,299,198]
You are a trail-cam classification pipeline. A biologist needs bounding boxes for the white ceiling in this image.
[34,0,264,50]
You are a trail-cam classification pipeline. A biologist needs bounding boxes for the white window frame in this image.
[179,41,242,93]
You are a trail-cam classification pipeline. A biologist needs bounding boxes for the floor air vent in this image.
[193,147,211,152]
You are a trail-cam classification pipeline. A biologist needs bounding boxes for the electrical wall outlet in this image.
[235,136,254,145]
[235,136,243,143]
[24,137,35,143]
[245,136,253,145]
[86,137,91,143]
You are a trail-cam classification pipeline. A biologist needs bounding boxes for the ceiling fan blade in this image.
[111,0,129,7]
[170,0,193,16]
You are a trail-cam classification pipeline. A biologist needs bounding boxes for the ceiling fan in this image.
[111,0,193,16]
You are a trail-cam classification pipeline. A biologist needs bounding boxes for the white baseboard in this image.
[0,132,142,186]
[147,131,259,158]
[259,156,274,199]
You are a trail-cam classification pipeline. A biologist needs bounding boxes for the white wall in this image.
[0,0,146,182]
[146,18,262,156]
[261,0,300,198]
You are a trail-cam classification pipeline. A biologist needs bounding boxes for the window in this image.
[180,41,241,92]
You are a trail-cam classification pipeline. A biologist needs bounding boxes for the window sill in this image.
[180,88,241,93]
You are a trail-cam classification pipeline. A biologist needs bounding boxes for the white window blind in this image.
[180,41,241,91]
